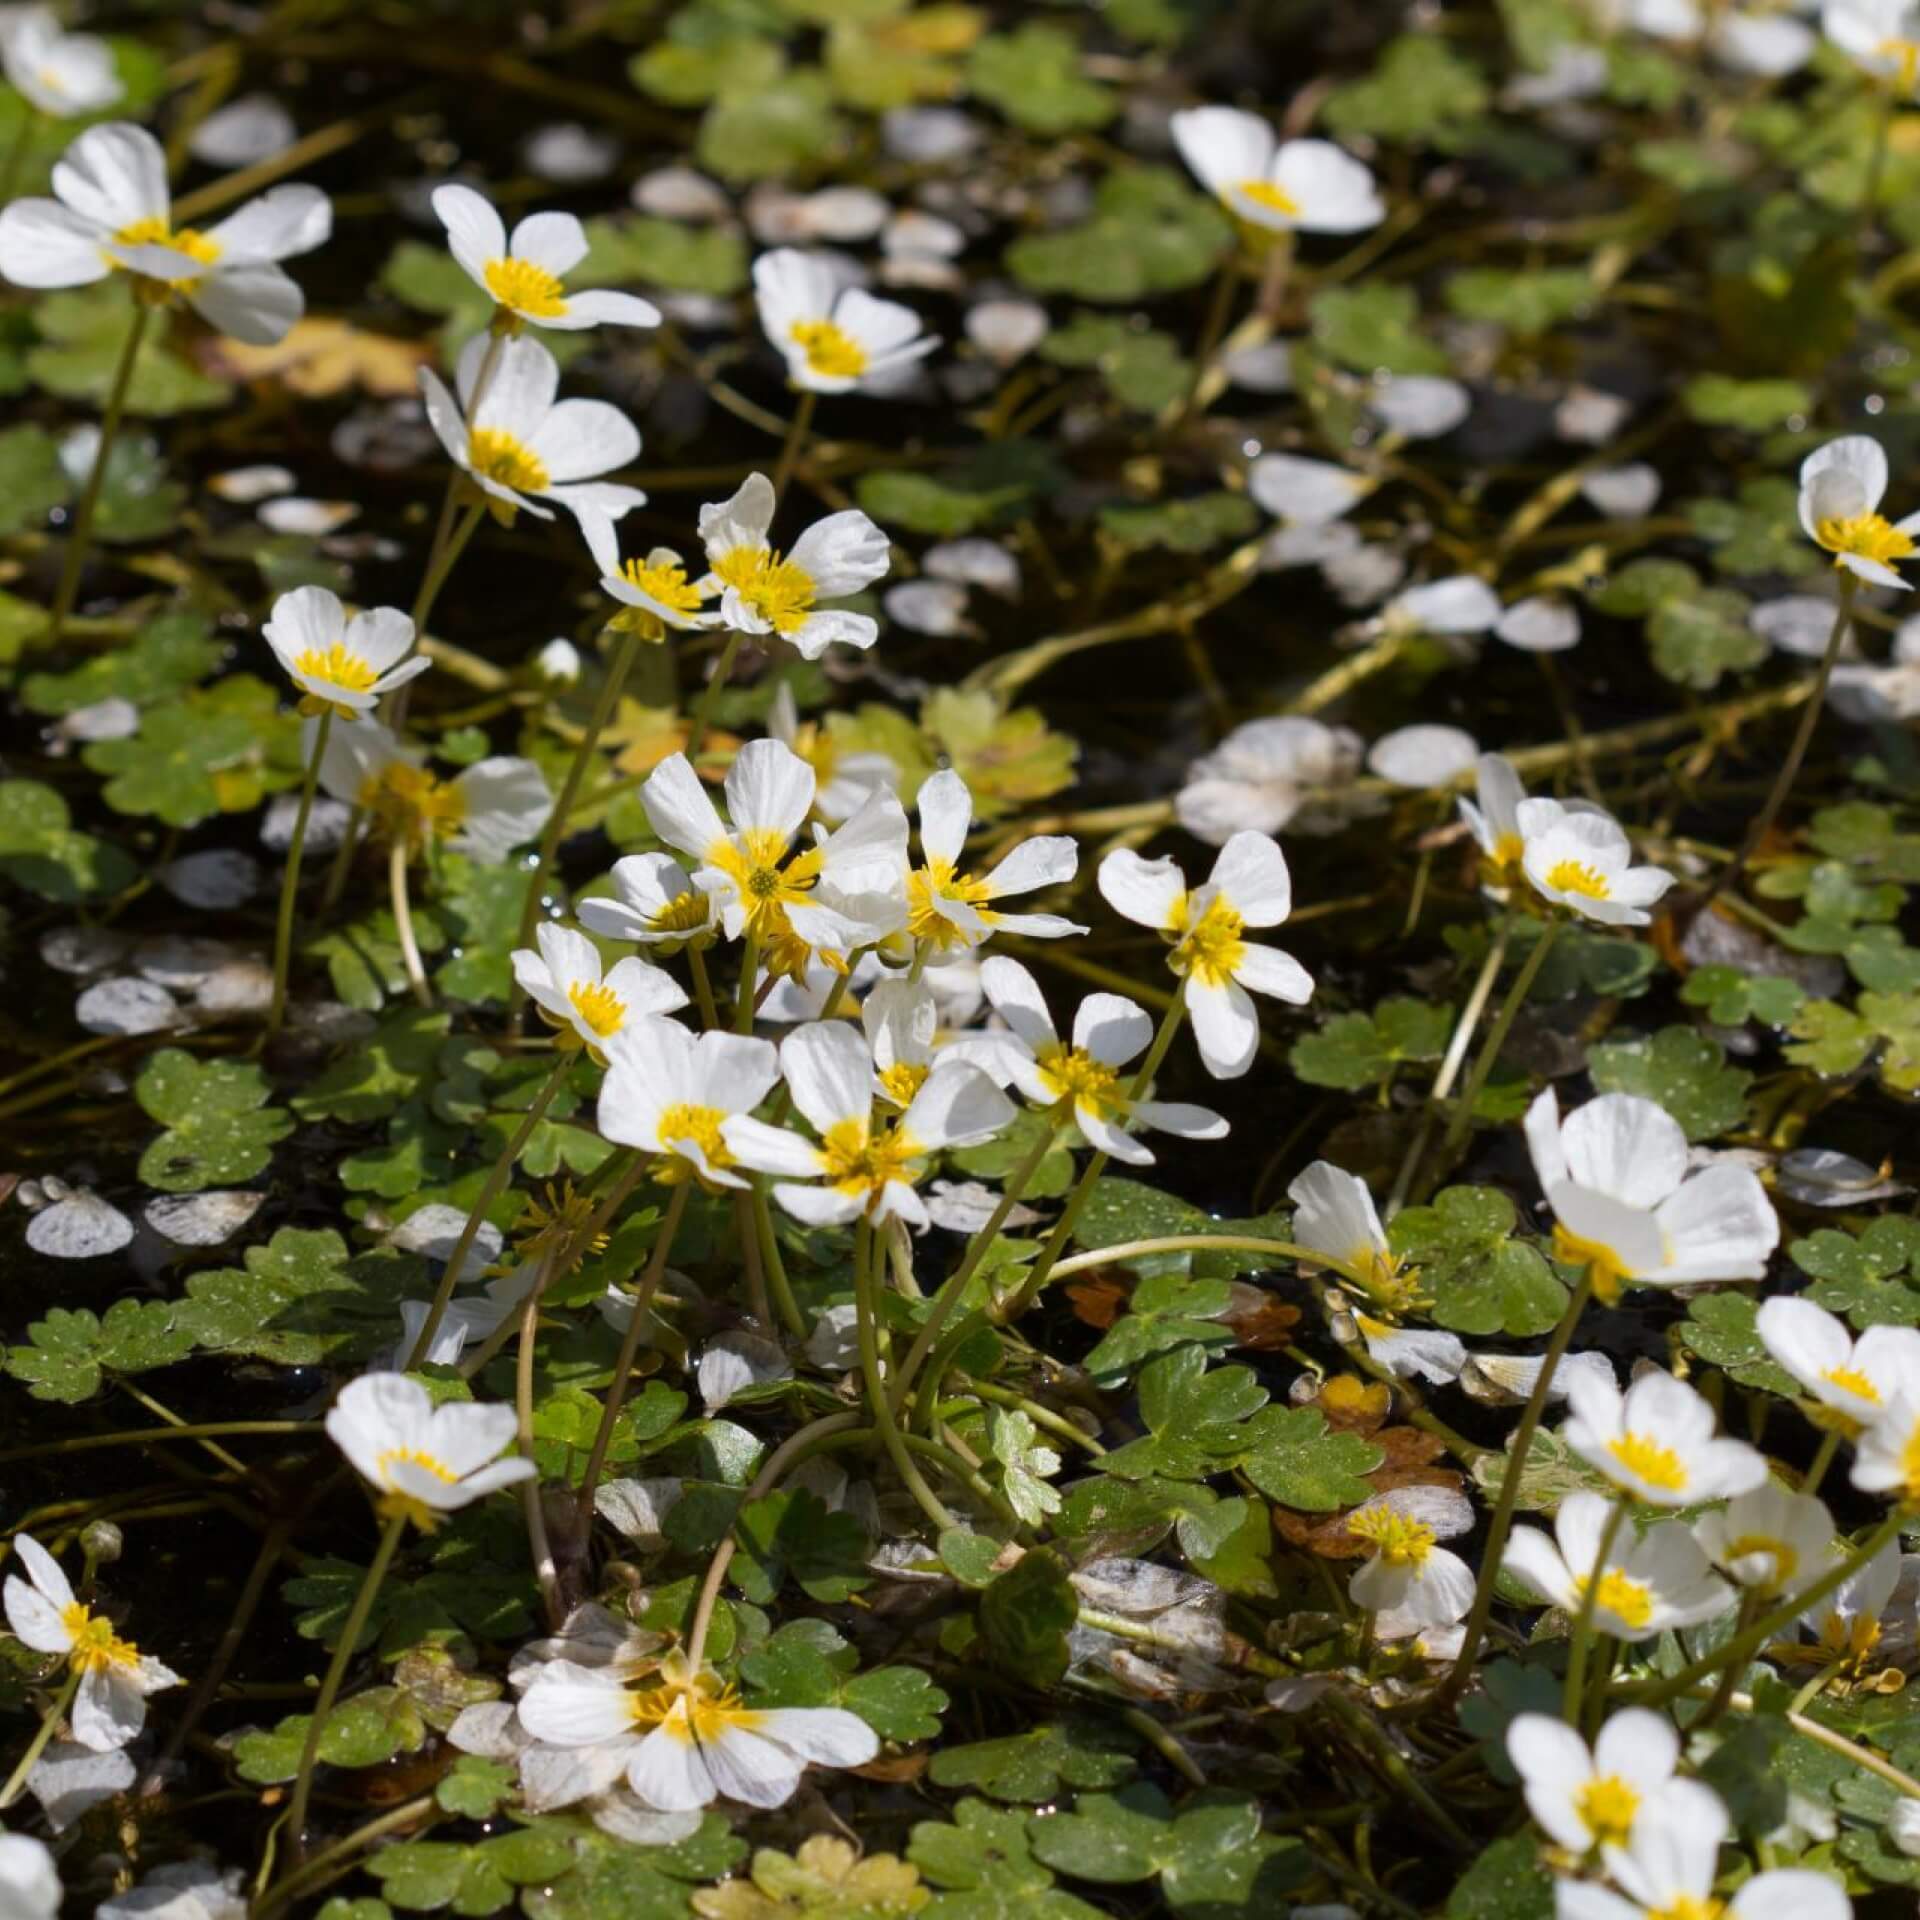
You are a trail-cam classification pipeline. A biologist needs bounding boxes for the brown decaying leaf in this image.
[201,318,430,397]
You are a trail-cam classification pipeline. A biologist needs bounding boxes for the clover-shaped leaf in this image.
[232,1686,428,1783]
[1309,284,1450,377]
[1324,32,1489,145]
[927,1720,1136,1805]
[1675,1293,1797,1396]
[1678,965,1804,1029]
[1040,315,1190,414]
[1648,585,1763,691]
[1791,1219,1920,1328]
[693,1836,928,1920]
[1389,1186,1567,1336]
[733,1490,873,1605]
[968,23,1112,133]
[29,282,230,414]
[367,1828,577,1916]
[5,1300,194,1404]
[1239,1407,1384,1511]
[1007,166,1231,303]
[523,1814,745,1920]
[0,425,68,534]
[979,1547,1076,1689]
[1586,1027,1751,1142]
[1290,997,1450,1091]
[988,1409,1062,1526]
[135,1048,292,1192]
[911,1799,1106,1919]
[0,778,136,902]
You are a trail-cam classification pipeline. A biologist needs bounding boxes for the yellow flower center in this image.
[819,1117,922,1207]
[484,256,568,319]
[1346,1505,1435,1569]
[610,557,705,642]
[654,1101,732,1182]
[1722,1533,1796,1590]
[1879,37,1920,91]
[1544,859,1611,900]
[1607,1430,1689,1494]
[877,1060,928,1109]
[1574,1774,1641,1849]
[1578,1567,1654,1631]
[360,762,467,845]
[1651,1899,1723,1920]
[906,860,997,949]
[705,827,824,971]
[629,1672,759,1741]
[1823,1364,1880,1404]
[1168,892,1245,989]
[789,318,869,380]
[566,979,626,1040]
[1552,1222,1634,1304]
[1236,178,1302,219]
[1816,512,1915,570]
[1489,830,1525,874]
[59,1603,140,1676]
[1818,1610,1884,1666]
[109,215,221,284]
[1899,1415,1920,1502]
[292,643,380,696]
[1035,1043,1123,1113]
[712,547,819,637]
[469,427,551,496]
[372,1447,458,1532]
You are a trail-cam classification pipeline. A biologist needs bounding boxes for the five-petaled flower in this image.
[326,1371,535,1532]
[1170,106,1384,234]
[598,1016,780,1190]
[1799,434,1920,588]
[512,922,690,1063]
[905,769,1084,956]
[263,585,427,720]
[753,248,937,394]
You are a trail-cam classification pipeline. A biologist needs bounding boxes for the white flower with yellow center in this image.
[944,954,1227,1166]
[1503,1491,1733,1642]
[325,1371,534,1532]
[0,121,329,344]
[1694,1483,1835,1598]
[3,1532,180,1753]
[516,1648,877,1811]
[1517,801,1674,925]
[767,681,899,825]
[1524,1087,1779,1299]
[420,332,645,527]
[724,1018,1012,1228]
[1850,1384,1920,1506]
[1507,1708,1680,1856]
[753,247,937,394]
[1564,1368,1766,1508]
[597,1015,779,1190]
[1345,1489,1475,1637]
[1098,832,1315,1080]
[1757,1295,1920,1432]
[1556,1785,1850,1920]
[511,923,688,1063]
[1825,0,1920,93]
[581,508,714,642]
[1795,1533,1902,1668]
[578,851,718,952]
[862,977,941,1111]
[433,184,660,334]
[262,585,427,720]
[1799,433,1920,586]
[697,472,892,659]
[1459,752,1529,879]
[1170,106,1384,234]
[906,769,1084,956]
[1,7,120,116]
[314,718,552,864]
[640,740,908,980]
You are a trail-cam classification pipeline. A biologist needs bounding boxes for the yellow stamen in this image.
[906,859,998,950]
[567,979,626,1040]
[789,318,869,380]
[1346,1505,1434,1569]
[469,427,550,497]
[1879,37,1920,93]
[1649,1899,1722,1920]
[1167,892,1245,989]
[109,215,221,285]
[1577,1568,1654,1631]
[1607,1430,1689,1494]
[59,1603,140,1676]
[654,1101,732,1183]
[818,1117,921,1209]
[711,546,818,637]
[372,1447,458,1533]
[610,555,704,640]
[1823,1364,1881,1404]
[1552,1222,1633,1304]
[1815,511,1915,571]
[1574,1774,1640,1849]
[1722,1533,1797,1590]
[1235,178,1302,219]
[484,255,568,319]
[649,890,712,936]
[704,827,823,971]
[359,762,467,846]
[1489,830,1524,873]
[1899,1414,1920,1502]
[1035,1044,1122,1114]
[1544,859,1611,900]
[877,1061,928,1109]
[293,643,379,697]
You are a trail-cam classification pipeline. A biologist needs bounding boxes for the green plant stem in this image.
[1042,1235,1363,1287]
[575,1181,689,1524]
[389,839,433,1008]
[47,301,151,647]
[855,1219,954,1531]
[509,624,645,1011]
[1803,1428,1842,1497]
[280,1509,408,1868]
[0,1421,316,1465]
[770,388,817,500]
[1439,1263,1596,1709]
[1699,573,1857,914]
[515,1250,562,1626]
[688,944,721,1029]
[404,1054,572,1367]
[266,709,333,1039]
[412,497,486,637]
[1563,1494,1630,1720]
[751,1181,807,1340]
[687,630,744,769]
[0,107,40,208]
[251,1793,439,1920]
[733,932,761,1034]
[0,1669,79,1809]
[1440,915,1561,1160]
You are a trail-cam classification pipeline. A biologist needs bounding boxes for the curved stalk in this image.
[389,839,433,1008]
[266,709,332,1039]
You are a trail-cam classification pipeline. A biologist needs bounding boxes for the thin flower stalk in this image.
[1437,916,1560,1161]
[266,708,332,1039]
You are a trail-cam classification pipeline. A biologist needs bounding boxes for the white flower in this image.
[1517,801,1675,925]
[511,923,689,1062]
[724,1019,1012,1228]
[1345,1489,1475,1638]
[1367,724,1479,791]
[1891,1795,1920,1857]
[535,638,582,684]
[697,1331,792,1412]
[1248,453,1371,526]
[516,1649,877,1812]
[945,955,1227,1166]
[1825,0,1920,91]
[1799,434,1920,588]
[1694,1483,1835,1597]
[421,332,644,527]
[597,1015,780,1189]
[3,1532,180,1752]
[1757,1295,1920,1430]
[577,851,717,951]
[1852,1385,1920,1506]
[1506,1707,1679,1853]
[1495,596,1582,653]
[753,247,936,393]
[1525,1087,1780,1296]
[313,718,552,864]
[0,1835,59,1920]
[262,585,426,721]
[0,121,329,344]
[1798,1533,1902,1664]
[1170,107,1383,233]
[1368,375,1470,440]
[1176,715,1374,845]
[580,509,714,640]
[1503,1490,1733,1640]
[1563,1368,1767,1507]
[1459,752,1529,876]
[640,740,908,979]
[433,184,660,332]
[698,472,891,659]
[1556,1786,1850,1920]
[767,681,898,825]
[905,768,1083,956]
[325,1371,535,1529]
[862,976,942,1109]
[1,6,119,115]
[1099,833,1315,1079]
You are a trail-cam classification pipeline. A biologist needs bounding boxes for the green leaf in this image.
[368,1828,577,1916]
[22,611,219,715]
[5,1301,194,1404]
[732,1490,873,1604]
[1445,268,1594,334]
[1099,492,1258,554]
[232,1686,429,1783]
[91,433,185,543]
[0,425,68,533]
[523,1814,745,1920]
[1078,1269,1237,1385]
[979,1549,1077,1688]
[1290,997,1450,1091]
[1686,479,1815,579]
[1323,33,1489,144]
[1100,1346,1268,1481]
[1007,166,1231,303]
[1675,1293,1797,1395]
[1071,1179,1290,1280]
[1678,965,1804,1028]
[1648,585,1764,691]
[292,1009,453,1123]
[579,216,748,297]
[988,1408,1062,1527]
[927,1720,1135,1805]
[1443,1832,1554,1920]
[1589,557,1698,618]
[436,1754,515,1819]
[1389,1186,1567,1337]
[1683,374,1814,431]
[911,1800,1107,1920]
[1039,314,1190,415]
[1239,1407,1383,1511]
[1309,284,1450,377]
[1791,1219,1920,1328]
[83,685,290,829]
[29,283,230,414]
[135,1048,292,1192]
[1586,1028,1751,1142]
[0,778,135,902]
[968,24,1112,132]
[698,74,847,185]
